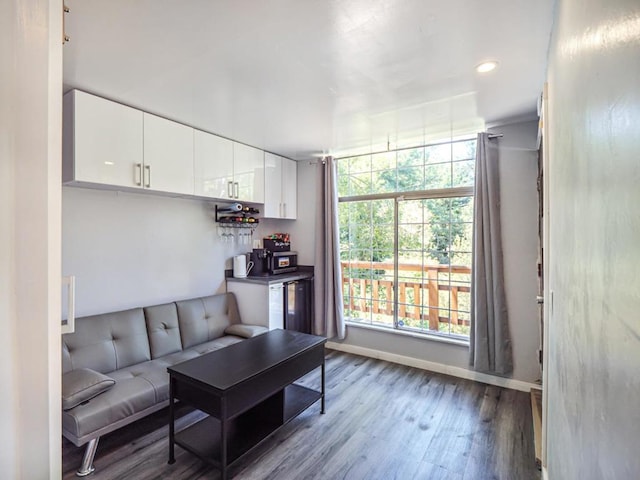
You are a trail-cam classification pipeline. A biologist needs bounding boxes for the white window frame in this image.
[337,138,476,341]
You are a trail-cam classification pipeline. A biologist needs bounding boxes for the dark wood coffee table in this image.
[167,329,326,480]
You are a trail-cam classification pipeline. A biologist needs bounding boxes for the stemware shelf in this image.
[215,204,260,227]
[215,204,259,244]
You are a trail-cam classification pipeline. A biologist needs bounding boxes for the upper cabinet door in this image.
[263,153,297,219]
[281,158,297,219]
[194,130,234,199]
[67,90,143,188]
[233,143,264,203]
[263,152,283,217]
[143,113,194,195]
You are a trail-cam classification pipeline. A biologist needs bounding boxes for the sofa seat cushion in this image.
[224,324,268,339]
[161,348,201,366]
[62,368,116,411]
[109,350,202,404]
[62,375,157,439]
[188,335,244,356]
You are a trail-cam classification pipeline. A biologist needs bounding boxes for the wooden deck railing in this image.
[341,261,471,330]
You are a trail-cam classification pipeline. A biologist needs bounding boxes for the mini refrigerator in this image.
[284,277,313,334]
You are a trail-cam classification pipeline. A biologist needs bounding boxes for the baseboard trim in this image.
[325,341,538,392]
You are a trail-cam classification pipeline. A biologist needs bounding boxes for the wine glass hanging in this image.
[215,203,259,244]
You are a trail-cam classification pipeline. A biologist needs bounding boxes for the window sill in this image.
[345,321,470,347]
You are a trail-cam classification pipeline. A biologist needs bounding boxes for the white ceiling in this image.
[63,0,555,160]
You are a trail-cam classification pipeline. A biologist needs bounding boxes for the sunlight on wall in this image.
[561,14,640,56]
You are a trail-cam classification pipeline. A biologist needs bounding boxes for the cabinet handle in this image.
[135,163,142,186]
[283,203,287,218]
[145,165,151,188]
[62,5,70,44]
[61,275,75,333]
[234,182,239,199]
[227,181,233,198]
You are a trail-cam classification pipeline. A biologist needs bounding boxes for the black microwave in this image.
[268,251,298,275]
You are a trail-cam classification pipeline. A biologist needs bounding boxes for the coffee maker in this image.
[248,248,269,276]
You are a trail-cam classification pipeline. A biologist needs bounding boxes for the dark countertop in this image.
[226,270,313,285]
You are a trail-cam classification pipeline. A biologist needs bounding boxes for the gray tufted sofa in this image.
[61,292,267,476]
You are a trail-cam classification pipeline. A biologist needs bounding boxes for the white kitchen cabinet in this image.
[281,157,297,219]
[64,90,194,196]
[143,113,194,195]
[194,133,264,203]
[63,90,143,188]
[233,143,265,203]
[264,152,297,219]
[264,152,283,216]
[194,130,234,199]
[64,89,267,201]
[226,281,284,330]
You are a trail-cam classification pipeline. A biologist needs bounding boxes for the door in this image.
[281,157,297,219]
[233,143,264,203]
[285,280,312,333]
[264,154,297,219]
[194,130,234,199]
[541,82,551,468]
[264,152,283,217]
[143,113,194,195]
[70,90,143,188]
[268,283,284,330]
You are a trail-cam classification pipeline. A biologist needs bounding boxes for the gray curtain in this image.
[469,133,513,375]
[313,156,346,340]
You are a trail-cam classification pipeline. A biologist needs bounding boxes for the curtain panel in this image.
[313,157,346,340]
[469,133,513,375]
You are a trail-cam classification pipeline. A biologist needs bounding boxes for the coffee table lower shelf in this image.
[174,383,321,469]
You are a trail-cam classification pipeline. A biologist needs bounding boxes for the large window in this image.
[337,138,476,340]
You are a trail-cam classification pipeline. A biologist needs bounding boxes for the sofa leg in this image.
[76,437,99,477]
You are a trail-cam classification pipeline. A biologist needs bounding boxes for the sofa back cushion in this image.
[144,302,182,359]
[176,293,241,349]
[62,308,151,374]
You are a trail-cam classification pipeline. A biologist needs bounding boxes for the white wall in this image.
[63,187,269,316]
[545,0,640,478]
[0,9,18,470]
[323,121,541,384]
[491,121,541,383]
[1,0,62,477]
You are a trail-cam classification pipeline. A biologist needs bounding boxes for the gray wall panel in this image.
[546,0,640,477]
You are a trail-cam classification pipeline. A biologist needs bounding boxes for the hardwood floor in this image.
[62,351,539,480]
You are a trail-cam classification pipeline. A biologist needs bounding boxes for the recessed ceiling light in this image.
[476,61,499,73]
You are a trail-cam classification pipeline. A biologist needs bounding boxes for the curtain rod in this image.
[333,136,477,161]
[308,157,327,165]
[313,134,502,163]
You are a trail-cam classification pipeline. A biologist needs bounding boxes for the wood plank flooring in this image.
[62,351,539,480]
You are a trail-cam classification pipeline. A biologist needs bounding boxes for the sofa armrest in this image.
[62,368,116,411]
[224,324,269,339]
